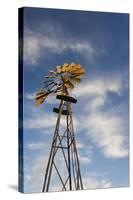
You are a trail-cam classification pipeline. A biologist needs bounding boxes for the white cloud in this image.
[76,141,85,149]
[24,30,41,66]
[72,76,123,99]
[24,155,48,193]
[24,113,56,130]
[27,142,47,150]
[25,174,31,182]
[82,177,112,189]
[24,27,96,66]
[24,102,80,131]
[25,92,35,100]
[79,156,92,164]
[88,96,106,112]
[84,112,128,158]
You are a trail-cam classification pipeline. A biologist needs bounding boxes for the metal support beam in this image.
[42,95,83,192]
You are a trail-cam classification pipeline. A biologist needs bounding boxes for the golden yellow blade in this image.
[75,63,82,68]
[67,64,83,73]
[35,91,48,106]
[63,63,69,67]
[71,74,84,79]
[71,68,85,74]
[71,64,82,71]
[36,91,46,97]
[68,62,76,67]
[61,75,69,83]
[64,80,74,89]
[71,71,83,75]
[50,70,56,74]
[63,63,77,72]
[70,77,81,84]
[56,66,62,74]
[61,63,69,73]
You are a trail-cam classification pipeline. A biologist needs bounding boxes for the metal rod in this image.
[45,101,64,192]
[70,111,83,190]
[53,162,67,190]
[66,102,72,190]
[42,101,63,192]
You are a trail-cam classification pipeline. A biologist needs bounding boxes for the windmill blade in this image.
[35,91,49,106]
[47,83,59,93]
[46,81,56,87]
[71,74,84,79]
[54,85,63,93]
[56,66,62,74]
[69,64,82,72]
[61,63,69,73]
[43,79,54,84]
[75,63,82,68]
[44,75,53,79]
[36,62,85,104]
[71,71,85,77]
[66,65,84,74]
[61,75,69,82]
[71,68,85,74]
[61,62,75,73]
[65,63,77,72]
[50,70,57,75]
[69,62,77,68]
[64,80,74,89]
[44,73,57,79]
[48,85,63,96]
[70,77,81,84]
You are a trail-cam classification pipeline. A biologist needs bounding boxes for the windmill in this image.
[35,63,85,192]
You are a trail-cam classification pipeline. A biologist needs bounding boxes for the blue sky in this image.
[22,7,129,193]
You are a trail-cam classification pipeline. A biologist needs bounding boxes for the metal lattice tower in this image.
[42,95,83,192]
[35,63,85,192]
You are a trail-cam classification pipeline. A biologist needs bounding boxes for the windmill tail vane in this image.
[35,62,85,192]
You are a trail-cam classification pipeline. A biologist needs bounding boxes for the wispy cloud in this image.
[25,92,36,100]
[79,155,92,164]
[82,177,112,189]
[24,113,56,130]
[24,155,48,193]
[27,142,47,150]
[85,112,128,158]
[24,26,97,66]
[72,75,124,99]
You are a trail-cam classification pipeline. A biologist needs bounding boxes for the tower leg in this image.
[42,98,83,192]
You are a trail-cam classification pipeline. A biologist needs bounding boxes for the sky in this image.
[21,7,129,193]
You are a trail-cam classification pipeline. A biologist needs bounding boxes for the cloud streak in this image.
[82,177,112,189]
[24,27,97,66]
[85,112,128,158]
[72,75,124,99]
[27,142,47,150]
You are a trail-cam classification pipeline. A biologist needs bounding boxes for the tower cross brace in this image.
[42,95,83,192]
